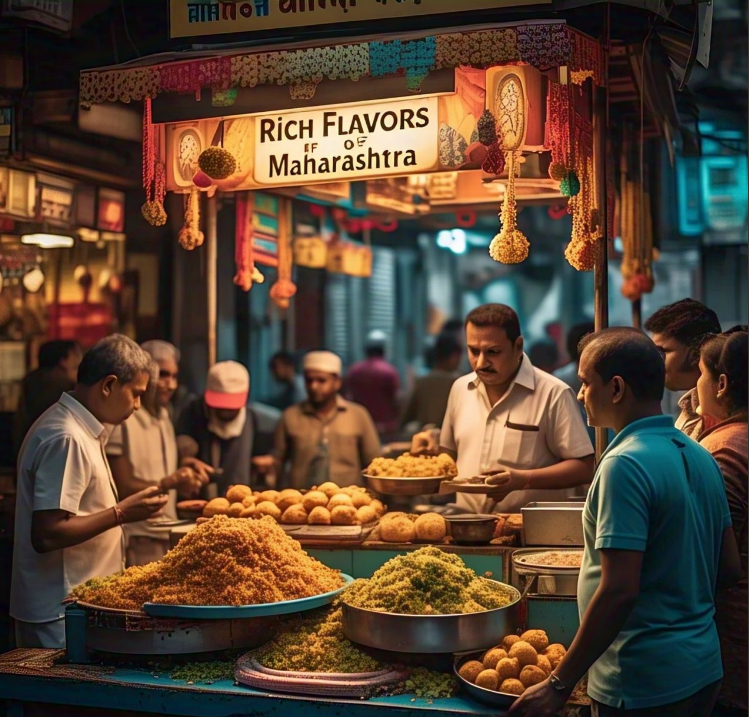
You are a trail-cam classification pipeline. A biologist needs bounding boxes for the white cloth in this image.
[440,354,594,513]
[106,406,178,541]
[303,351,342,376]
[11,393,124,624]
[207,406,247,440]
[15,618,66,649]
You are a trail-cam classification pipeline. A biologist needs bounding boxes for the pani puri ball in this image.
[543,644,567,669]
[380,511,407,523]
[414,513,447,542]
[259,490,280,504]
[227,502,245,517]
[535,655,552,676]
[499,679,525,696]
[256,501,282,520]
[240,507,257,518]
[475,669,500,691]
[281,504,308,525]
[331,505,357,525]
[521,629,549,653]
[483,648,509,670]
[370,499,386,517]
[508,641,538,668]
[351,492,372,508]
[502,634,522,651]
[328,493,354,509]
[495,657,520,682]
[458,660,484,684]
[380,516,416,542]
[302,491,329,512]
[226,484,252,503]
[519,665,546,688]
[318,481,340,499]
[241,495,256,508]
[356,506,378,525]
[277,489,304,513]
[308,506,332,525]
[203,497,230,517]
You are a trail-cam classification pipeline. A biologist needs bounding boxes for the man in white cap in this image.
[107,340,211,566]
[268,350,381,489]
[176,361,254,492]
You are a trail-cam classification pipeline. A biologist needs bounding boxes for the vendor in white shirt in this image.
[412,304,595,513]
[107,340,211,566]
[10,335,169,649]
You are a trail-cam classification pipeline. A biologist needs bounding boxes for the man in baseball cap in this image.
[176,361,254,492]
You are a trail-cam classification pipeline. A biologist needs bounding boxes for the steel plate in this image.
[142,573,353,619]
[454,653,517,708]
[363,474,448,496]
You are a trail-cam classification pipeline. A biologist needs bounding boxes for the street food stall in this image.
[1,13,607,717]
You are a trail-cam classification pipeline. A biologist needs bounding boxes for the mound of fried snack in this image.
[458,630,568,697]
[202,482,386,527]
[343,546,515,615]
[71,516,344,610]
[366,453,458,478]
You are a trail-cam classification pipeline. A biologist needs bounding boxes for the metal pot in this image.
[445,514,498,544]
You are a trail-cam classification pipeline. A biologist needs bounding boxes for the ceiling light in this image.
[21,233,74,249]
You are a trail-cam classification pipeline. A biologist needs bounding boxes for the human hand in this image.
[506,678,569,717]
[475,465,525,501]
[167,466,208,498]
[117,486,169,524]
[180,457,215,482]
[252,455,276,475]
[410,429,440,456]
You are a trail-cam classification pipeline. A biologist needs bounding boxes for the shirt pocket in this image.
[501,420,543,467]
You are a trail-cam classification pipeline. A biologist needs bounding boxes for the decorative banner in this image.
[169,0,549,39]
[254,97,438,185]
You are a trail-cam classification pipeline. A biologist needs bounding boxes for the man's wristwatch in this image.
[549,673,571,693]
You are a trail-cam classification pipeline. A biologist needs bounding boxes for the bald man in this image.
[269,351,381,489]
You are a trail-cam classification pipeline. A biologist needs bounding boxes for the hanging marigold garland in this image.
[619,175,654,301]
[270,198,297,309]
[234,192,255,291]
[141,98,167,227]
[178,187,203,251]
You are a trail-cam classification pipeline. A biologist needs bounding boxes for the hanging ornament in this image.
[489,151,530,264]
[477,109,498,147]
[141,98,168,227]
[549,162,568,182]
[178,186,203,250]
[482,142,505,176]
[192,170,213,189]
[234,192,255,291]
[198,146,237,180]
[545,82,571,186]
[270,198,297,310]
[560,171,580,197]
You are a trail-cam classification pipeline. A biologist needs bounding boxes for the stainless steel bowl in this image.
[445,514,498,544]
[341,580,521,654]
[454,653,518,708]
[363,474,447,496]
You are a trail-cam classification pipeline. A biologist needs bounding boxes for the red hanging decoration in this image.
[234,192,256,291]
[455,210,476,228]
[374,219,398,233]
[545,81,571,182]
[270,198,297,310]
[141,98,167,226]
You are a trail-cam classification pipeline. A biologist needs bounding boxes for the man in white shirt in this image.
[11,334,169,648]
[107,340,210,566]
[413,304,594,513]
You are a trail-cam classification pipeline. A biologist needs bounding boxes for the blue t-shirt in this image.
[578,415,731,709]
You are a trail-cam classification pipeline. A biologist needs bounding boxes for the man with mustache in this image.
[412,304,594,513]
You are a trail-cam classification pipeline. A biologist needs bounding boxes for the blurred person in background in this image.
[268,351,380,489]
[267,351,305,411]
[697,329,748,717]
[555,322,597,445]
[107,341,211,566]
[177,361,254,492]
[645,299,721,439]
[401,334,462,432]
[11,335,168,648]
[528,341,560,375]
[13,340,82,459]
[346,331,400,435]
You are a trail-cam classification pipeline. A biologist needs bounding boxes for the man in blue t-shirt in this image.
[509,327,741,717]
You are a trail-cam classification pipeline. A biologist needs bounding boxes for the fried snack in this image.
[414,513,447,542]
[240,507,257,518]
[508,641,537,668]
[72,516,344,609]
[260,490,280,504]
[331,505,357,526]
[228,502,245,518]
[351,492,372,509]
[308,507,332,525]
[458,660,485,684]
[328,494,353,509]
[242,496,256,509]
[370,499,386,517]
[203,498,231,517]
[256,501,282,520]
[380,516,416,543]
[500,678,525,696]
[302,491,329,513]
[502,634,522,651]
[226,485,252,503]
[342,546,516,615]
[355,506,378,525]
[521,629,549,653]
[277,489,304,513]
[317,482,340,499]
[496,657,520,682]
[475,669,499,690]
[365,453,458,478]
[340,486,360,497]
[535,655,552,676]
[519,665,546,688]
[281,504,308,525]
[380,511,408,523]
[483,648,508,670]
[543,644,567,669]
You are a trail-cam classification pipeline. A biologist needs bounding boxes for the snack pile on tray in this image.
[365,453,458,478]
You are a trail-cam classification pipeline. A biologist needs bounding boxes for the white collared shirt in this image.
[107,406,178,540]
[440,354,594,513]
[11,393,124,623]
